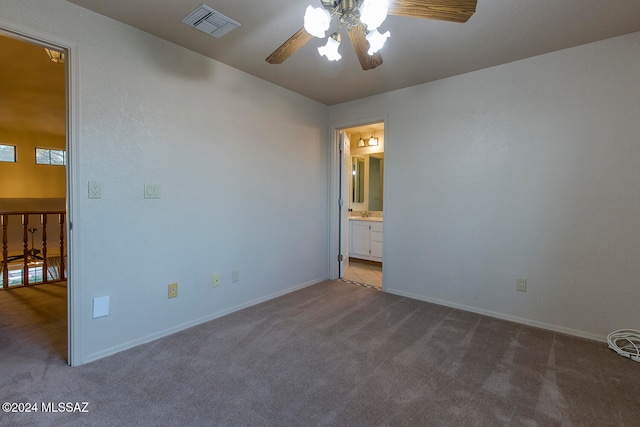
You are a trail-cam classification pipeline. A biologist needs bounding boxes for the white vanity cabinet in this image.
[349,219,383,262]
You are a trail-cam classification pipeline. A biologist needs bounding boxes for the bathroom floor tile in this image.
[343,260,383,289]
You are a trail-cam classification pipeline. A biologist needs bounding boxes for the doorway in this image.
[0,27,73,364]
[337,122,385,289]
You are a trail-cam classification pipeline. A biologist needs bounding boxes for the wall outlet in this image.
[232,270,239,283]
[516,278,527,292]
[88,181,102,199]
[168,283,178,298]
[213,274,221,288]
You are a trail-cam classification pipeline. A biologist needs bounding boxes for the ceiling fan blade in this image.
[348,25,383,71]
[266,28,314,64]
[388,0,477,23]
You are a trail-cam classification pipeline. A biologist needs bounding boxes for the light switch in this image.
[144,184,160,199]
[92,296,110,318]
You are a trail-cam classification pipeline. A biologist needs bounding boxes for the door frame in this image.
[329,115,388,285]
[0,18,81,366]
[338,131,350,277]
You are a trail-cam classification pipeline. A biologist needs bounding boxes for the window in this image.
[0,144,16,162]
[0,266,43,287]
[36,148,66,166]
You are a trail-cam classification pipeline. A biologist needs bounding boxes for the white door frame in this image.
[328,115,388,285]
[0,18,81,366]
[339,130,350,277]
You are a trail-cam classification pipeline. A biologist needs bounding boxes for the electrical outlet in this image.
[232,270,239,283]
[168,283,178,298]
[88,181,102,199]
[516,278,527,292]
[213,274,221,288]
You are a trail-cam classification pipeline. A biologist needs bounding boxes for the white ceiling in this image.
[64,0,640,105]
[345,122,384,136]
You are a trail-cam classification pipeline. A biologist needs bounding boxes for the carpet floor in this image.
[1,280,639,426]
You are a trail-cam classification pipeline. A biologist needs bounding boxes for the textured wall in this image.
[1,0,329,363]
[331,32,640,340]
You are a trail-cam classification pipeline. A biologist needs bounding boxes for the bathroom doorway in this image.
[338,122,384,289]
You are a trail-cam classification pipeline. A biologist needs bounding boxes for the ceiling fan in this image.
[266,0,477,70]
[6,228,43,264]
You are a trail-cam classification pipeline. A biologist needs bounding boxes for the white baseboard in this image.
[384,287,606,343]
[82,276,327,364]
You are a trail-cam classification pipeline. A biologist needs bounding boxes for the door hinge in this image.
[338,254,344,262]
[69,221,73,230]
[338,198,344,207]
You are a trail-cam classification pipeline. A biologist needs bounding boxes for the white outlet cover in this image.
[92,296,110,318]
[88,181,102,199]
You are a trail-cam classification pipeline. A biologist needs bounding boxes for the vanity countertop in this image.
[349,216,383,222]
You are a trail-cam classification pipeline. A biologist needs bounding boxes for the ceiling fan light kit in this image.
[304,5,332,38]
[318,33,343,61]
[304,0,389,62]
[266,0,477,70]
[359,0,389,30]
[366,29,390,55]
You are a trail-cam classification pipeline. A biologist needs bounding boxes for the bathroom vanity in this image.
[349,218,383,262]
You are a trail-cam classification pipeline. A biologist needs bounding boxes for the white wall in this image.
[1,0,329,363]
[331,32,640,341]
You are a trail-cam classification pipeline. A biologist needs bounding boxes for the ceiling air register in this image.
[182,4,240,38]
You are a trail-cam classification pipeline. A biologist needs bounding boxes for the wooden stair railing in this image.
[0,211,66,289]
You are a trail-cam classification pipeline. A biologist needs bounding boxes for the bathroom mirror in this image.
[352,157,365,203]
[369,154,383,211]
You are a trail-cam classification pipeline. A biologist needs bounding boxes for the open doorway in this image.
[338,122,385,290]
[0,31,69,362]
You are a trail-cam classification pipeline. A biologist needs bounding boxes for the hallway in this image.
[0,282,67,363]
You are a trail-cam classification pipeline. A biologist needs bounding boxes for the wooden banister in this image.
[0,210,66,289]
[22,214,29,286]
[59,212,66,281]
[2,214,8,288]
[42,214,48,283]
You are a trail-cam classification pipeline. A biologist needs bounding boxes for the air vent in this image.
[182,4,240,38]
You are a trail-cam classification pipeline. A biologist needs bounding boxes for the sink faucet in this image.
[362,211,369,218]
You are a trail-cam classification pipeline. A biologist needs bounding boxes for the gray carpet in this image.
[1,280,639,426]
